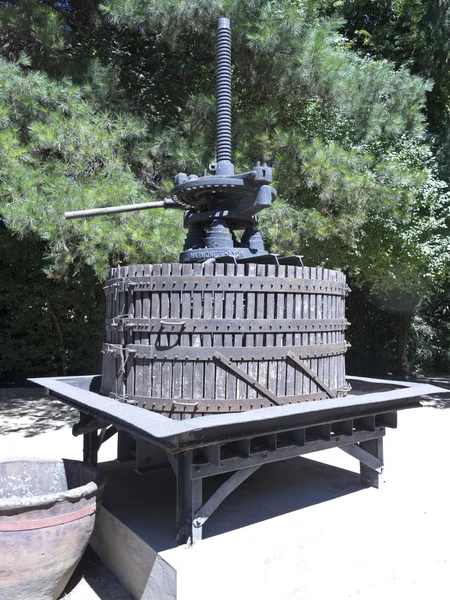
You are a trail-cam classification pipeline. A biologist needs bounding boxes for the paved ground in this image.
[0,376,449,600]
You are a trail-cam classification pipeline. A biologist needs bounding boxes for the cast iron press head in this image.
[65,18,277,264]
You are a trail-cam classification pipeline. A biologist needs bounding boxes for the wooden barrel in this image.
[101,263,349,415]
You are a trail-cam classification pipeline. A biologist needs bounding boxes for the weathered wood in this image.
[102,262,348,415]
[286,351,336,399]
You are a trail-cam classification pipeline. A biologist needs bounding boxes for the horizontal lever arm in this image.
[64,198,183,220]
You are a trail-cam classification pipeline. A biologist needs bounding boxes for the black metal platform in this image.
[30,375,446,544]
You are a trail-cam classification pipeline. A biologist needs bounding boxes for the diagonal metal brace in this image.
[193,465,260,528]
[340,443,384,472]
[213,351,280,405]
[286,351,336,398]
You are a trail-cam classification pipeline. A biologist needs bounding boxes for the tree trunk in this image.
[393,312,413,376]
[47,303,68,376]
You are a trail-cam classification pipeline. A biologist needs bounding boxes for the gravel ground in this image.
[61,547,132,600]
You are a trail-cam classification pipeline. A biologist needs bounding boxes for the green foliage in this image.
[322,0,450,171]
[0,224,104,385]
[0,58,183,278]
[101,0,449,295]
[1,0,447,290]
[0,0,448,380]
[408,280,450,374]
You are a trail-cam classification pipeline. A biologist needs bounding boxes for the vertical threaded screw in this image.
[216,18,232,169]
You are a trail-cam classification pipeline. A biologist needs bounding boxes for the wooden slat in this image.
[160,263,172,401]
[276,265,287,397]
[124,265,135,398]
[224,263,237,399]
[246,263,257,399]
[101,262,348,407]
[202,262,215,401]
[317,267,324,392]
[181,263,193,399]
[256,264,267,395]
[293,264,302,395]
[213,352,280,405]
[235,264,246,399]
[150,264,162,399]
[266,264,277,396]
[192,263,204,399]
[171,263,183,400]
[213,262,226,400]
[285,265,295,396]
[133,264,145,398]
[286,351,336,399]
[309,267,317,394]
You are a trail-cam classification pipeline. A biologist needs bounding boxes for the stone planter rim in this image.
[0,456,105,512]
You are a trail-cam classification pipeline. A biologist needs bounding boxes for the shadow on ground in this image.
[0,394,77,437]
[101,456,366,553]
[416,374,450,409]
[61,547,132,600]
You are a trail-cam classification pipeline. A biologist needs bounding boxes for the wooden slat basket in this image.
[101,263,349,416]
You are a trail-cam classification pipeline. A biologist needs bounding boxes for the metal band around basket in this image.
[104,276,348,296]
[105,317,349,334]
[0,502,98,532]
[102,341,347,361]
[111,391,331,412]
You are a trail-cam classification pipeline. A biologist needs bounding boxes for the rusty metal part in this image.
[111,391,330,413]
[105,317,349,334]
[0,457,105,600]
[103,275,348,295]
[286,351,336,399]
[102,341,347,361]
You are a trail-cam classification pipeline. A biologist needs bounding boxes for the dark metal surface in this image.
[34,15,442,546]
[29,375,447,452]
[216,17,232,168]
[111,390,330,412]
[103,341,346,361]
[103,275,348,294]
[105,317,349,334]
[29,375,448,545]
[190,427,387,479]
[63,18,277,263]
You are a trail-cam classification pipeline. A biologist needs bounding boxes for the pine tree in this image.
[0,0,448,378]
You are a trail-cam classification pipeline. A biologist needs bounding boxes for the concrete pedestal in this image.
[91,457,367,600]
[90,407,450,600]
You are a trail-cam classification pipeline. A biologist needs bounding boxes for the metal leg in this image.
[193,466,260,532]
[136,440,172,474]
[117,431,136,463]
[83,431,99,466]
[176,451,202,545]
[359,437,384,488]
